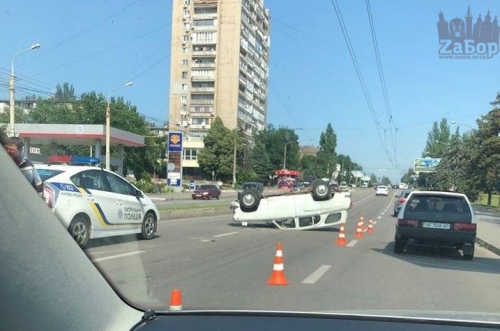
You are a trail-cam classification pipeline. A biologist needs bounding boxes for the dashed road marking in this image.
[301,265,332,284]
[346,240,358,247]
[93,250,145,262]
[213,231,239,238]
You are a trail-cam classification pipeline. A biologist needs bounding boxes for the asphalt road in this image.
[85,188,500,314]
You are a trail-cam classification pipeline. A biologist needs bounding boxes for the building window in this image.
[181,59,188,66]
[180,96,187,103]
[183,35,190,42]
[181,84,188,90]
[183,148,199,161]
[182,71,188,79]
[182,47,189,53]
[184,23,190,31]
[191,118,209,125]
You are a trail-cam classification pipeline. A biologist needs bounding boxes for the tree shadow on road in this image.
[372,242,500,275]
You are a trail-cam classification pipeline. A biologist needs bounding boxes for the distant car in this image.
[375,185,389,196]
[35,165,159,248]
[230,179,352,230]
[192,184,221,200]
[237,182,264,201]
[394,191,476,259]
[393,189,412,216]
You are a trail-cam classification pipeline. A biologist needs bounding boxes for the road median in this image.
[159,202,233,219]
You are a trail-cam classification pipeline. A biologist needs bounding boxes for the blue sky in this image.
[2,0,499,183]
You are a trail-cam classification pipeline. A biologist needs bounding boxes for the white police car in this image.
[35,164,160,248]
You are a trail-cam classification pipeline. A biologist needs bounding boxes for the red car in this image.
[192,185,221,200]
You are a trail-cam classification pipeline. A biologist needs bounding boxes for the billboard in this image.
[413,158,441,173]
[168,132,183,152]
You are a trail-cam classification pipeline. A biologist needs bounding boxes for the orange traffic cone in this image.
[355,217,364,238]
[266,242,289,286]
[367,218,374,233]
[360,216,365,230]
[169,289,182,311]
[337,223,347,246]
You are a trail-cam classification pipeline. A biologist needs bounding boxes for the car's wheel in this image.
[216,194,220,200]
[69,215,90,248]
[462,242,474,260]
[311,179,331,201]
[141,212,156,240]
[394,235,405,254]
[239,188,260,212]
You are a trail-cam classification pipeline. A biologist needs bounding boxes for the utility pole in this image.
[232,138,237,188]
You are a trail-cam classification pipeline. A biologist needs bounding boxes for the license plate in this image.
[422,222,451,230]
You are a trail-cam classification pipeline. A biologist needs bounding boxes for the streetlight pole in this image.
[105,82,133,170]
[451,121,474,131]
[9,43,41,137]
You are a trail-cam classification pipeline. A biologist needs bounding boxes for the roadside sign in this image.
[167,163,175,172]
[189,180,195,189]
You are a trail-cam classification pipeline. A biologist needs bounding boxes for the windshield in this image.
[4,0,500,323]
[36,168,65,182]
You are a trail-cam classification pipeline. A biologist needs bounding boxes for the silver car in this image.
[393,189,412,216]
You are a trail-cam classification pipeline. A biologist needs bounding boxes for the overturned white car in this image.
[230,180,352,230]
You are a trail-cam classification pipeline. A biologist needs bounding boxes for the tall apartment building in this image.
[168,0,270,177]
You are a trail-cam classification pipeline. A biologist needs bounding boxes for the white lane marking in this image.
[93,250,145,262]
[346,240,358,247]
[373,221,377,224]
[213,231,239,238]
[377,216,382,219]
[301,265,332,284]
[381,212,385,215]
[90,249,125,255]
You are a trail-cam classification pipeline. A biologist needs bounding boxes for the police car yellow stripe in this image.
[78,187,142,228]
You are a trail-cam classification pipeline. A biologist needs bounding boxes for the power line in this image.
[365,0,398,166]
[330,0,393,165]
[29,23,171,77]
[17,0,145,67]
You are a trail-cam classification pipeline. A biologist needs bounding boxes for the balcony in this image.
[191,86,215,92]
[192,49,216,56]
[191,62,215,68]
[194,0,218,5]
[190,99,214,105]
[191,75,215,81]
[191,25,217,31]
[190,111,214,117]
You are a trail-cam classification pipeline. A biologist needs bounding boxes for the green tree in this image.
[250,141,274,184]
[423,118,451,158]
[254,125,300,171]
[315,123,337,178]
[473,104,500,205]
[54,83,76,101]
[198,117,235,181]
[381,176,391,186]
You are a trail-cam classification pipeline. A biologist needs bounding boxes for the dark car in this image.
[237,182,264,201]
[192,184,221,200]
[394,191,476,259]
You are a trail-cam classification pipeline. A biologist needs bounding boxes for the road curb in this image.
[475,237,500,256]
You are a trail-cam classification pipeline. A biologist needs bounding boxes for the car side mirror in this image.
[135,189,144,199]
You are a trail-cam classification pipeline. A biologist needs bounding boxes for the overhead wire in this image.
[29,23,171,77]
[365,0,398,167]
[330,0,393,164]
[17,0,145,67]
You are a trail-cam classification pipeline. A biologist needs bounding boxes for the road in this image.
[85,188,500,313]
